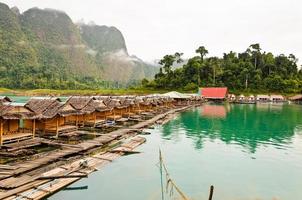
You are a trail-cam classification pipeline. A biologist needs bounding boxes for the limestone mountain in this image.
[79,23,158,82]
[0,2,157,89]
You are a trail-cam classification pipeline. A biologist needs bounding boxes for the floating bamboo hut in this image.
[105,99,126,121]
[0,103,36,145]
[25,97,79,137]
[81,99,111,127]
[120,98,136,118]
[289,94,302,104]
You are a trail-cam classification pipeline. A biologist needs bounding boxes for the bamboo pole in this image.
[94,113,96,127]
[56,118,59,138]
[0,120,3,146]
[208,185,214,200]
[32,119,36,139]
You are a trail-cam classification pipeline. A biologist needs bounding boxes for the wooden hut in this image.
[289,95,302,104]
[228,94,236,102]
[25,98,78,137]
[238,94,245,101]
[141,98,154,112]
[256,95,270,102]
[163,91,191,106]
[248,95,255,102]
[0,103,36,145]
[81,99,111,127]
[120,98,136,118]
[270,95,285,102]
[132,97,146,114]
[105,99,126,121]
[66,96,95,127]
[0,96,12,104]
[200,87,228,101]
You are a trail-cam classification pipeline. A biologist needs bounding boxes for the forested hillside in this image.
[145,44,302,93]
[0,2,158,89]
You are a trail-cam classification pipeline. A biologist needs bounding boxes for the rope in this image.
[158,149,190,200]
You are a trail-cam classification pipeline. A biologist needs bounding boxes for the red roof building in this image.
[200,87,228,100]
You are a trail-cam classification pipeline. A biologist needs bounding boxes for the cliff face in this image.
[0,2,157,89]
[80,24,158,82]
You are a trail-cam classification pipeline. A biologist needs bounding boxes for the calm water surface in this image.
[49,103,302,200]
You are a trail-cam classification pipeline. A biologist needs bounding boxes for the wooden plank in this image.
[38,174,87,180]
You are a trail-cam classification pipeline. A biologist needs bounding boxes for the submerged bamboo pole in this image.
[208,185,214,200]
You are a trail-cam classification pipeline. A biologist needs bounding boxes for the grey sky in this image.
[2,0,302,64]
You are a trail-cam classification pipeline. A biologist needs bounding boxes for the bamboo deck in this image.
[2,132,33,144]
[0,105,193,200]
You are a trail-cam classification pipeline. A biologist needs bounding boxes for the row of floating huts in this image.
[0,95,201,146]
[228,94,286,103]
[200,87,288,103]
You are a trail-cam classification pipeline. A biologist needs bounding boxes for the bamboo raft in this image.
[0,105,193,200]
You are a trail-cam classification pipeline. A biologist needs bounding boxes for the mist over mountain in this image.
[0,2,158,89]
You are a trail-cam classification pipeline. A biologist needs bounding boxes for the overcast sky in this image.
[2,0,302,65]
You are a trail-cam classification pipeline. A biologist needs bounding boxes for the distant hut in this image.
[200,87,228,101]
[163,91,191,106]
[81,99,111,127]
[0,103,36,145]
[289,94,302,104]
[120,98,136,118]
[228,94,236,102]
[141,98,153,112]
[256,95,270,102]
[0,96,12,104]
[238,94,245,101]
[106,99,125,121]
[25,97,78,137]
[248,95,255,102]
[270,95,285,102]
[66,96,95,126]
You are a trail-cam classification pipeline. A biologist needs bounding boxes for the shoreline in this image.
[0,105,195,200]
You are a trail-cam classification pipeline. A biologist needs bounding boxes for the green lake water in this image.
[4,96,69,103]
[48,103,302,200]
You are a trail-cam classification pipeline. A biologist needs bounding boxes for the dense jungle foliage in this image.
[144,44,302,93]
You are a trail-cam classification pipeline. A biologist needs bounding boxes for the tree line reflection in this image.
[162,104,302,153]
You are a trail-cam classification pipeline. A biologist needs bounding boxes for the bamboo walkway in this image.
[0,105,193,200]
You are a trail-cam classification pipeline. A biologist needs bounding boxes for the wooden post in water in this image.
[208,185,214,200]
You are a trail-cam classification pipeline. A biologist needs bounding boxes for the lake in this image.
[48,103,302,200]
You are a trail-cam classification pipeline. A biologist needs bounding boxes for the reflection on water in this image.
[163,103,302,153]
[49,104,302,200]
[200,104,228,118]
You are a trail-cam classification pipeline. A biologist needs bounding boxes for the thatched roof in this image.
[66,96,95,110]
[121,98,135,107]
[0,96,12,104]
[163,91,191,99]
[80,99,110,114]
[25,97,61,114]
[92,100,111,112]
[94,96,111,105]
[133,97,144,105]
[106,99,126,109]
[0,103,36,120]
[39,102,79,119]
[289,94,302,101]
